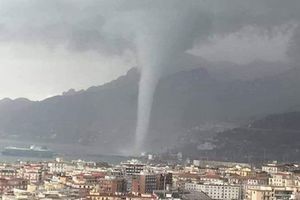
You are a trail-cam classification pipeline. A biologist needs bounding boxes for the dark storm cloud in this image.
[0,0,130,54]
[0,0,299,58]
[0,0,299,101]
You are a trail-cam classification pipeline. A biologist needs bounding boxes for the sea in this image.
[0,139,131,165]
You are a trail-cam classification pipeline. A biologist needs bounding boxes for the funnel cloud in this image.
[124,9,204,152]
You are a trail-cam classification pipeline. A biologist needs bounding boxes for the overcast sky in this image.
[0,0,299,100]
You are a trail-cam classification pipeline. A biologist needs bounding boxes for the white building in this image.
[269,173,294,187]
[121,160,145,175]
[246,185,300,200]
[48,162,67,174]
[262,162,285,174]
[185,182,241,200]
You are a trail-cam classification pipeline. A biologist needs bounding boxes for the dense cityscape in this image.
[0,154,299,200]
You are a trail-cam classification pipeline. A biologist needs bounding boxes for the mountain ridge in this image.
[0,65,300,154]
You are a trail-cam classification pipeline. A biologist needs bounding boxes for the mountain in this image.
[0,98,32,111]
[213,112,300,163]
[176,112,300,163]
[0,65,300,155]
[0,98,33,136]
[0,68,139,153]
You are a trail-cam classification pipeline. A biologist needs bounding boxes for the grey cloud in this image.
[1,0,300,57]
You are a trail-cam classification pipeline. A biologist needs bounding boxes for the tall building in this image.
[97,177,127,194]
[121,160,146,175]
[132,173,157,194]
[156,173,173,190]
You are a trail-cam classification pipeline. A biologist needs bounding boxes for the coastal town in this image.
[0,155,299,200]
[0,0,299,200]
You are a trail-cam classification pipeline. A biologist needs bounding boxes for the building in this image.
[21,164,45,184]
[0,178,28,194]
[121,160,146,175]
[156,173,172,190]
[48,161,68,174]
[262,162,285,174]
[0,169,17,178]
[185,182,241,200]
[97,176,127,194]
[88,192,158,200]
[246,186,300,200]
[269,173,294,187]
[132,173,157,194]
